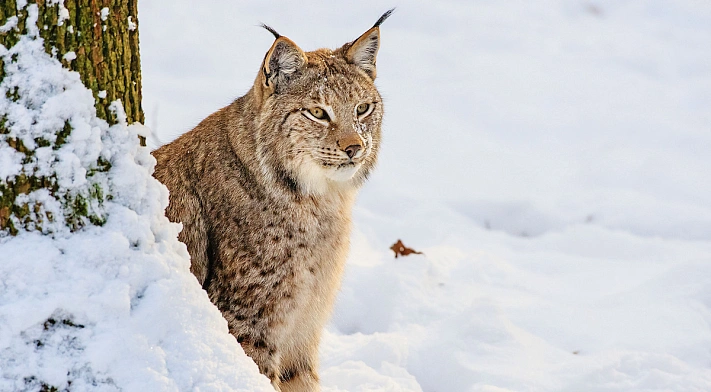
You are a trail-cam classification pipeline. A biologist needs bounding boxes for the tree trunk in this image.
[0,0,143,235]
[0,0,143,126]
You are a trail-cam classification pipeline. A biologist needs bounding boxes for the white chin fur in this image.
[325,164,360,182]
[295,159,360,195]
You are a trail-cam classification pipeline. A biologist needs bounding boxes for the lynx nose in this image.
[338,133,363,159]
[344,145,361,159]
[336,132,363,159]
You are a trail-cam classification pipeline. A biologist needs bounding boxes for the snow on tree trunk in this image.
[0,0,143,126]
[0,2,274,391]
[0,0,144,235]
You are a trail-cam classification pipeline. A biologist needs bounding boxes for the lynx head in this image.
[249,10,393,196]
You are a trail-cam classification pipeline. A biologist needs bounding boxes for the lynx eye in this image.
[307,107,329,121]
[356,103,370,115]
[355,102,374,118]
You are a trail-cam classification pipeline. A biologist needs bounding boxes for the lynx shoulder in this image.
[152,10,393,392]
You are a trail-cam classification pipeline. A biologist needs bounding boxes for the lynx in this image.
[152,10,392,392]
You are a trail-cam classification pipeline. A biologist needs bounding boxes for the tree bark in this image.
[0,0,143,127]
[0,0,143,235]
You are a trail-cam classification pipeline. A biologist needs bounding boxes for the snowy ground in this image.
[44,0,710,390]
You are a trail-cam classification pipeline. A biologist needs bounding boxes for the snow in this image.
[0,16,17,33]
[127,16,137,32]
[0,4,272,392]
[138,1,711,391]
[62,50,76,62]
[1,0,710,391]
[48,0,70,26]
[100,7,109,22]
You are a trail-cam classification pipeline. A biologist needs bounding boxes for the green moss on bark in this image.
[0,0,142,235]
[1,0,143,126]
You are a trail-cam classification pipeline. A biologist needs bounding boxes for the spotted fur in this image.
[152,10,392,392]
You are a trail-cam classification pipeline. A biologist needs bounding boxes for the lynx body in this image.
[152,11,392,392]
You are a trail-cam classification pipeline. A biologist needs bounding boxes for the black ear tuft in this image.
[373,8,395,28]
[260,23,281,39]
[344,9,394,80]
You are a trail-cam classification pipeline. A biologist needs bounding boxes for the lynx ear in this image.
[261,34,307,92]
[345,9,394,80]
[346,27,380,80]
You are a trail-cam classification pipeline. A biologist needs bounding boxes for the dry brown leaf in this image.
[390,239,423,258]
